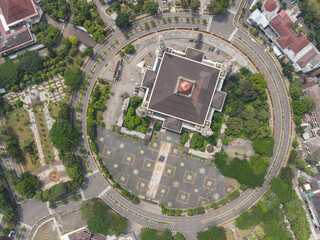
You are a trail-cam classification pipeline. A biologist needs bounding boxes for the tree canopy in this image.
[81,199,127,236]
[146,1,159,15]
[306,151,320,164]
[0,60,20,87]
[18,51,43,75]
[64,68,82,90]
[33,22,61,46]
[197,225,226,240]
[16,172,40,199]
[207,0,229,15]
[41,0,69,21]
[116,11,131,29]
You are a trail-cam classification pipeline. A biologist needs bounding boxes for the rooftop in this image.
[303,83,320,127]
[310,192,320,221]
[148,52,220,125]
[269,11,309,54]
[264,0,277,12]
[185,47,205,62]
[0,0,38,25]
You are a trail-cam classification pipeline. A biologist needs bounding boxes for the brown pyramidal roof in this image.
[0,0,38,25]
[148,53,220,125]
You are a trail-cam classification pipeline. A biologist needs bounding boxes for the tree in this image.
[190,0,200,13]
[307,31,315,41]
[0,60,20,87]
[35,24,61,46]
[296,159,307,170]
[146,1,159,15]
[41,0,69,21]
[115,12,131,29]
[197,225,226,240]
[140,228,158,240]
[302,96,316,113]
[18,51,43,75]
[249,74,267,90]
[66,166,84,183]
[306,151,320,164]
[69,36,80,46]
[16,172,40,199]
[292,100,308,115]
[62,153,80,167]
[64,68,82,90]
[281,62,294,80]
[280,167,294,183]
[207,0,229,15]
[289,87,302,100]
[125,44,135,54]
[82,199,127,236]
[173,233,185,240]
[252,138,274,156]
[84,46,94,57]
[49,121,79,152]
[271,177,292,203]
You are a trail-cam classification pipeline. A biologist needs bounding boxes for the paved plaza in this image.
[97,128,238,209]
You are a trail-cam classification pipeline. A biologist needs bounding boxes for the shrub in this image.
[180,131,189,145]
[252,137,274,156]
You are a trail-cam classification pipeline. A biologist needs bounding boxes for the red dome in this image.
[178,80,193,94]
[264,0,277,12]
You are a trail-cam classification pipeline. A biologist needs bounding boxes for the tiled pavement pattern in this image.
[97,128,237,209]
[4,75,66,104]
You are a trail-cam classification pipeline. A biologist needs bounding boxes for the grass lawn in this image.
[33,105,55,163]
[226,230,235,240]
[48,102,60,120]
[7,107,40,172]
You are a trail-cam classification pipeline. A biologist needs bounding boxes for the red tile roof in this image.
[269,13,310,54]
[301,80,316,90]
[304,68,320,81]
[0,0,38,25]
[297,49,318,68]
[264,0,277,12]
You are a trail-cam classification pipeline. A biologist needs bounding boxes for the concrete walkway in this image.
[43,108,60,161]
[146,142,171,199]
[27,110,46,166]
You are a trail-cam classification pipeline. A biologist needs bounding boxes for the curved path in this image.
[72,10,292,240]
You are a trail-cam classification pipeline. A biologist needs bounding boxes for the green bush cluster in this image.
[41,0,69,21]
[190,134,207,151]
[123,96,149,133]
[113,182,139,204]
[81,198,127,236]
[153,121,162,131]
[35,180,81,202]
[0,167,17,234]
[236,169,311,240]
[70,0,106,42]
[224,68,270,141]
[140,228,185,240]
[87,85,110,139]
[197,225,226,240]
[179,131,189,146]
[214,151,267,188]
[0,126,23,163]
[32,22,61,46]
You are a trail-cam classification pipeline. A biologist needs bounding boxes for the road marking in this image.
[20,222,32,230]
[46,201,54,215]
[228,28,238,41]
[206,16,213,32]
[85,168,99,177]
[79,189,86,201]
[98,186,112,198]
[228,8,237,15]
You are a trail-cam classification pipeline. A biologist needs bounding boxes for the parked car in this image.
[208,47,211,51]
[159,155,165,161]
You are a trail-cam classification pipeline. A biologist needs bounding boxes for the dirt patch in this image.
[49,170,61,182]
[33,219,59,240]
[226,178,239,187]
[224,138,254,159]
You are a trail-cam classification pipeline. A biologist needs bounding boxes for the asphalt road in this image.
[23,3,292,240]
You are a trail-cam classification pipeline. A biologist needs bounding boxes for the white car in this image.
[131,79,135,82]
[133,92,137,95]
